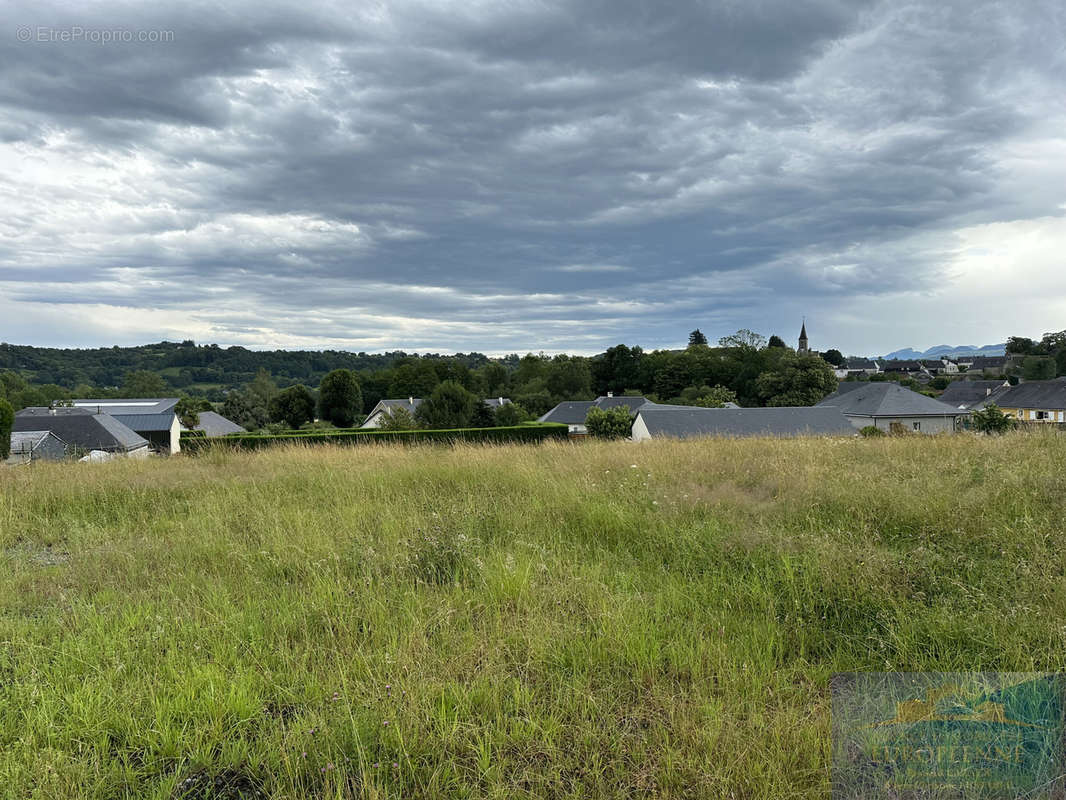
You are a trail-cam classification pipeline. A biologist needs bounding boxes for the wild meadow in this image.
[2,432,1065,799]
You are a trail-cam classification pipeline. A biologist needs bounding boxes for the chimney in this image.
[408,396,413,405]
[607,391,614,398]
[498,397,503,405]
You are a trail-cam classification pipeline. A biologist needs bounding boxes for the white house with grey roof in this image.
[72,398,182,453]
[631,406,855,441]
[816,382,967,433]
[361,397,512,428]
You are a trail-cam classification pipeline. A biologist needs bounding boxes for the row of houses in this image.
[835,355,1011,381]
[6,399,243,465]
[539,378,1066,440]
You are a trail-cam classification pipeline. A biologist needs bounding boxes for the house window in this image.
[912,421,921,431]
[1036,411,1050,420]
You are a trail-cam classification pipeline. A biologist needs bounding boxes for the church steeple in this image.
[798,319,809,354]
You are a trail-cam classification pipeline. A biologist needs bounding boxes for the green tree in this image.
[677,384,737,408]
[494,402,529,426]
[592,344,644,396]
[378,407,418,431]
[1006,337,1040,356]
[545,356,592,399]
[220,389,268,431]
[0,398,13,459]
[174,397,210,429]
[121,370,168,397]
[268,384,316,428]
[1022,356,1056,381]
[767,335,787,348]
[821,349,845,367]
[585,406,633,439]
[688,329,708,347]
[478,362,510,396]
[970,404,1015,434]
[469,402,497,428]
[248,368,278,407]
[718,329,767,350]
[754,353,838,406]
[318,369,363,427]
[416,381,477,429]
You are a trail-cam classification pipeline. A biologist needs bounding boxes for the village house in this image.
[973,380,1066,422]
[538,394,651,434]
[816,382,967,433]
[937,380,1011,409]
[72,398,182,454]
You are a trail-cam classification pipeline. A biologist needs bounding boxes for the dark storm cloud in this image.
[1,0,1063,353]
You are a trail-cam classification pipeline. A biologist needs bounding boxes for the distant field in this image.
[2,434,1065,798]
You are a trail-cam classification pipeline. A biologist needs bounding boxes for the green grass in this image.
[2,433,1065,798]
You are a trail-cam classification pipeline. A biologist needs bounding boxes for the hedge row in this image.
[179,423,570,452]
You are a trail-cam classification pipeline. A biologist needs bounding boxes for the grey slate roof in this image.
[817,382,964,417]
[73,398,179,415]
[938,380,1009,408]
[637,406,855,439]
[9,430,60,451]
[373,398,423,415]
[187,411,246,437]
[13,407,149,452]
[976,381,1066,411]
[538,396,650,424]
[844,357,879,370]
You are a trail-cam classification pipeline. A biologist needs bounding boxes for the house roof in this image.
[538,396,651,424]
[938,380,1009,407]
[370,398,423,416]
[968,356,1008,368]
[9,430,64,453]
[882,360,924,372]
[73,398,179,415]
[13,407,149,451]
[976,381,1066,411]
[482,397,512,408]
[186,411,246,437]
[637,406,855,439]
[844,357,878,369]
[816,382,964,417]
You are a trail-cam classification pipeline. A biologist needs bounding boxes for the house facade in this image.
[6,430,67,465]
[816,382,967,433]
[538,395,651,434]
[975,381,1066,422]
[13,407,151,457]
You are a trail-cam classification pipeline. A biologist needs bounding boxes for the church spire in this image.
[798,319,809,354]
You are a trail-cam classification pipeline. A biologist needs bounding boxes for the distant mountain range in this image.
[877,344,1006,360]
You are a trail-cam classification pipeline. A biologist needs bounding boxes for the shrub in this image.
[494,402,529,426]
[859,425,885,438]
[585,406,633,439]
[970,404,1016,435]
[378,406,418,431]
[268,385,315,428]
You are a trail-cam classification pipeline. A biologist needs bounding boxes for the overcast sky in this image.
[1,1,1064,356]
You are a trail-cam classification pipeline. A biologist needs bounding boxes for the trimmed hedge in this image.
[179,423,570,452]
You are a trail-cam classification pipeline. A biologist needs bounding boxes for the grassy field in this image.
[2,433,1065,799]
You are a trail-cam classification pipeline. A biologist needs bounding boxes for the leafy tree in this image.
[478,362,509,396]
[0,398,13,459]
[121,370,168,397]
[767,335,787,348]
[470,402,497,428]
[494,402,529,426]
[1022,356,1056,381]
[1006,337,1040,356]
[688,329,708,347]
[220,389,269,431]
[248,368,278,407]
[754,353,837,407]
[268,384,315,428]
[318,369,363,427]
[174,397,210,429]
[930,376,952,390]
[378,407,418,431]
[592,344,644,396]
[821,349,845,367]
[514,388,554,417]
[677,384,737,408]
[718,329,767,350]
[585,406,633,439]
[970,404,1015,434]
[416,381,477,429]
[545,356,592,399]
